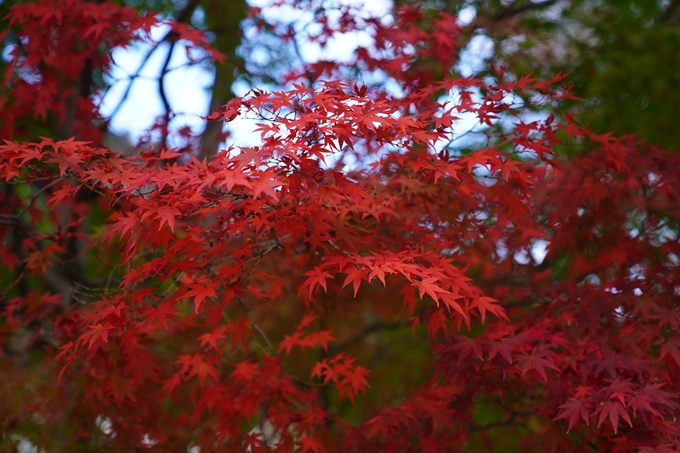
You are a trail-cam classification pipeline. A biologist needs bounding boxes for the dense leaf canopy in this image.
[1,1,679,452]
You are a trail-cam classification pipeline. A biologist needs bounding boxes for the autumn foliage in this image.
[1,1,680,452]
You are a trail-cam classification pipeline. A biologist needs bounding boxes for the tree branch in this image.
[236,293,275,354]
[329,320,408,354]
[492,0,560,21]
[660,0,680,22]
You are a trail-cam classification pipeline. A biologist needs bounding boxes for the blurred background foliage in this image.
[428,0,680,150]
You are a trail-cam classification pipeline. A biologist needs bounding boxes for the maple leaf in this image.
[521,349,559,382]
[628,383,679,417]
[303,330,337,351]
[198,327,227,351]
[298,312,319,329]
[659,335,680,366]
[17,146,45,166]
[232,360,258,382]
[184,281,218,312]
[414,277,447,304]
[596,400,632,434]
[338,366,370,403]
[218,170,253,192]
[341,267,365,297]
[81,323,110,350]
[6,1,680,450]
[554,399,590,432]
[46,184,77,209]
[225,319,253,350]
[250,176,283,198]
[311,361,329,382]
[365,406,418,438]
[470,296,506,323]
[487,338,513,364]
[145,301,178,329]
[428,310,449,339]
[299,436,325,453]
[279,331,302,355]
[243,432,266,452]
[448,335,484,365]
[176,354,218,386]
[301,268,333,299]
[154,206,181,232]
[162,374,182,393]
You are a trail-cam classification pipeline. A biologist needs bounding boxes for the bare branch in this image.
[16,177,65,219]
[492,0,560,21]
[236,293,275,354]
[330,320,408,354]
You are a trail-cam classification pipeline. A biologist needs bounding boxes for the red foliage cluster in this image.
[1,1,679,452]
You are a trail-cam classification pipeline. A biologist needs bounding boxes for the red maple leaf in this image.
[301,268,333,299]
[184,281,218,312]
[469,296,507,323]
[554,399,590,432]
[299,436,325,453]
[342,267,365,297]
[596,400,632,434]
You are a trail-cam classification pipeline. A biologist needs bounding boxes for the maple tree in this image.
[1,1,680,452]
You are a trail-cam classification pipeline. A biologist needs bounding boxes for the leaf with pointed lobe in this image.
[469,296,506,323]
[301,268,333,299]
[659,335,680,366]
[342,267,365,297]
[183,281,218,312]
[428,310,449,339]
[299,436,325,453]
[198,327,227,351]
[298,312,319,330]
[302,330,337,352]
[439,293,466,318]
[555,399,590,433]
[414,277,447,304]
[81,323,110,350]
[596,400,632,434]
[162,374,182,394]
[279,331,302,355]
[521,349,559,382]
[487,338,513,364]
[338,366,370,403]
[448,335,483,365]
[232,361,258,382]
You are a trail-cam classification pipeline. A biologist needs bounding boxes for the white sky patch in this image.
[530,239,549,264]
[14,438,41,453]
[457,34,494,77]
[457,5,477,26]
[513,248,531,264]
[142,434,159,447]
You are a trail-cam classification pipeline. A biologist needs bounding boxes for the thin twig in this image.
[492,0,560,21]
[289,24,315,87]
[106,0,200,123]
[329,320,408,354]
[16,177,65,219]
[158,38,178,151]
[236,294,275,353]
